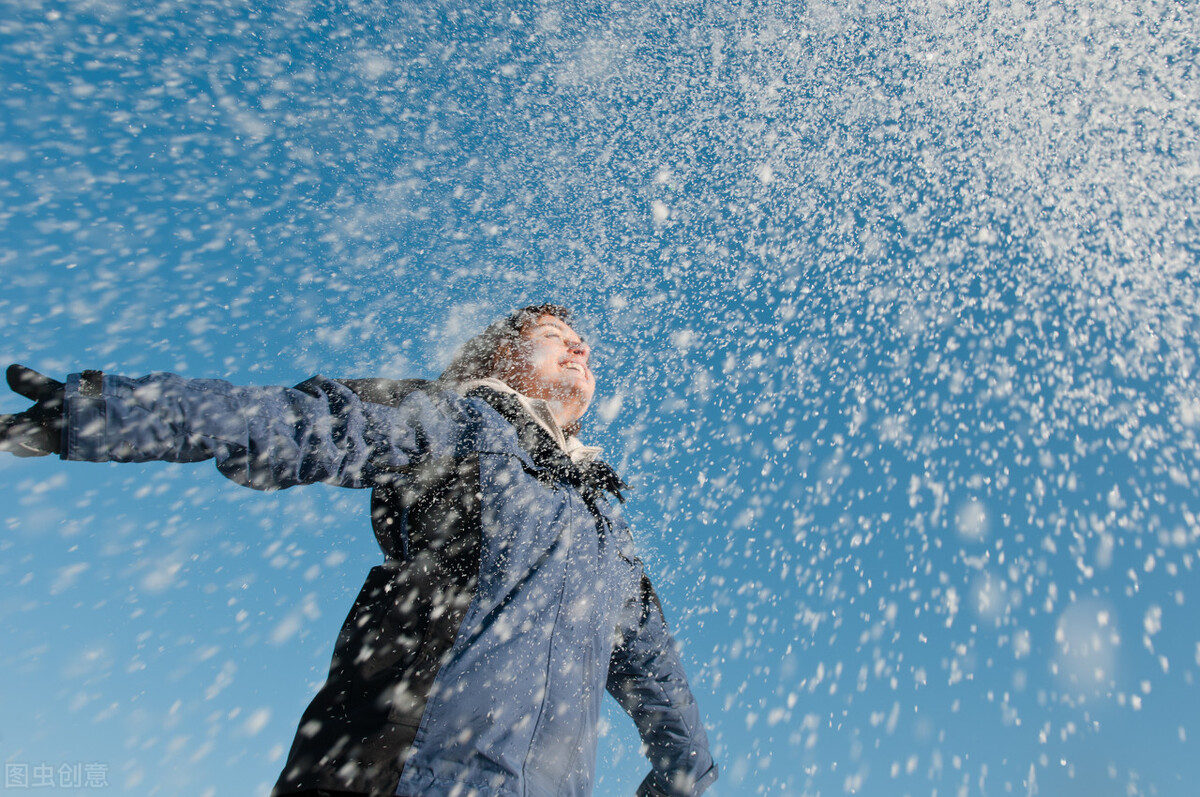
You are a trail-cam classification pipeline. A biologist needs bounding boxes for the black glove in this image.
[0,364,66,457]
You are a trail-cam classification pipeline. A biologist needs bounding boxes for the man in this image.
[0,304,717,797]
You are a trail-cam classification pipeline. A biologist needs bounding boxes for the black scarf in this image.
[465,386,628,505]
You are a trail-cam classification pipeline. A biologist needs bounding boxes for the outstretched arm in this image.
[608,573,718,797]
[2,365,451,491]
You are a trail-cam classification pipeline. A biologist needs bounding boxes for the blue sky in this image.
[2,1,1199,794]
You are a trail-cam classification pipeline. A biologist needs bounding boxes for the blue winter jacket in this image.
[62,371,716,797]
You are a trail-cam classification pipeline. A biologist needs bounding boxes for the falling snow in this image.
[2,0,1199,795]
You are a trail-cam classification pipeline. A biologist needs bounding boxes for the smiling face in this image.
[494,314,596,428]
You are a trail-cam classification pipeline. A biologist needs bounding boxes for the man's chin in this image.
[547,379,593,401]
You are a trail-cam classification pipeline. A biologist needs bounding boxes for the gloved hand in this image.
[0,364,66,457]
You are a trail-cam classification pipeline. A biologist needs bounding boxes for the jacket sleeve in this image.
[60,371,455,491]
[607,572,718,797]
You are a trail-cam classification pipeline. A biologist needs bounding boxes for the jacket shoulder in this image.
[332,378,440,408]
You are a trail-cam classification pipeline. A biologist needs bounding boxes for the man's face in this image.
[496,315,595,425]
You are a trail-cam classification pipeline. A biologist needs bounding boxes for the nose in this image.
[568,338,590,361]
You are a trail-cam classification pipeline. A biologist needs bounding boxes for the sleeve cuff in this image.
[62,371,109,462]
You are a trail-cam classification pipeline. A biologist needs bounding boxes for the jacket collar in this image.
[454,378,603,465]
[454,379,627,505]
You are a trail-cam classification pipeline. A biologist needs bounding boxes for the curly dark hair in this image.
[439,303,577,385]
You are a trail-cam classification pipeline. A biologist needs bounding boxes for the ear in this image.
[491,336,533,377]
